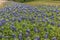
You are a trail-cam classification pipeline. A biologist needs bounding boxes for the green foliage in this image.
[8,0,34,3]
[8,0,60,3]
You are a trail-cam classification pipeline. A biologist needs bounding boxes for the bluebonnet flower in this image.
[50,16,54,20]
[57,24,60,27]
[25,32,30,37]
[7,7,12,11]
[50,22,55,26]
[34,27,40,33]
[18,33,23,40]
[34,36,40,40]
[11,17,16,22]
[44,32,49,39]
[10,25,16,31]
[4,16,9,19]
[41,15,44,18]
[1,19,6,24]
[0,22,2,26]
[12,34,16,38]
[55,10,59,13]
[18,18,22,22]
[23,10,27,13]
[42,19,46,22]
[31,17,35,21]
[21,17,27,20]
[26,29,30,33]
[0,35,3,38]
[13,12,18,17]
[52,37,57,40]
[45,18,49,21]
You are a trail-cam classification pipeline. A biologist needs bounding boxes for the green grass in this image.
[0,19,59,40]
[25,1,60,6]
[0,19,60,40]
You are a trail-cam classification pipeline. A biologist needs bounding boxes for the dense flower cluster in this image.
[0,2,60,40]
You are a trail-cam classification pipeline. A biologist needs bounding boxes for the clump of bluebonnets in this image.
[0,1,60,40]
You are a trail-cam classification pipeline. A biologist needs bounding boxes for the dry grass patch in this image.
[0,1,8,8]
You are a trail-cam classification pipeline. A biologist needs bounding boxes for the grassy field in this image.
[25,1,60,6]
[0,1,60,8]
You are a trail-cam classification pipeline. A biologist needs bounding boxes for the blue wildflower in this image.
[34,27,40,33]
[18,18,22,22]
[52,37,57,40]
[0,22,2,26]
[34,36,40,40]
[44,32,49,39]
[18,33,23,40]
[12,34,16,38]
[26,29,30,33]
[10,25,16,31]
[1,19,6,24]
